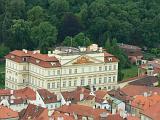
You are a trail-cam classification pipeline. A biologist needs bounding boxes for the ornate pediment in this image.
[73,56,93,64]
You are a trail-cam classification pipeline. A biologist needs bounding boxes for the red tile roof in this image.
[19,104,49,120]
[51,111,74,120]
[0,89,12,96]
[127,115,140,120]
[5,50,61,68]
[131,94,160,111]
[104,52,119,62]
[0,105,19,119]
[141,102,160,120]
[106,114,124,120]
[61,87,90,103]
[121,85,160,97]
[14,87,36,100]
[37,89,58,104]
[95,90,108,98]
[55,104,107,120]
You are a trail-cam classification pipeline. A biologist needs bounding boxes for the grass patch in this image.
[122,65,138,80]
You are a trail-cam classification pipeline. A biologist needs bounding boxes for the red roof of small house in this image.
[0,89,12,96]
[127,115,140,120]
[106,114,124,120]
[0,105,19,119]
[95,90,108,99]
[121,85,160,97]
[104,52,119,62]
[55,104,108,120]
[61,87,90,103]
[131,94,160,110]
[19,104,49,120]
[37,89,58,104]
[51,111,74,120]
[141,102,160,120]
[14,87,36,100]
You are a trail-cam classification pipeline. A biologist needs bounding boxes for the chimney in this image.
[33,50,40,54]
[143,92,148,97]
[22,49,27,53]
[57,117,64,120]
[10,90,13,95]
[100,112,109,120]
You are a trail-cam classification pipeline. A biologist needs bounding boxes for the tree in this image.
[59,13,83,41]
[31,22,57,52]
[63,32,92,47]
[104,38,131,80]
[10,19,31,50]
[27,6,47,26]
[0,44,10,58]
[48,0,69,18]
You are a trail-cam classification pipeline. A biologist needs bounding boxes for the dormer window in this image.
[23,57,27,62]
[51,62,56,66]
[11,55,15,59]
[36,60,40,63]
[108,57,112,61]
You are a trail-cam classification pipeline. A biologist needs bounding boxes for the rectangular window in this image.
[105,66,107,71]
[57,82,60,88]
[89,67,92,72]
[99,67,102,71]
[74,69,77,74]
[94,78,96,84]
[109,65,112,70]
[23,66,26,70]
[48,71,50,76]
[108,86,111,90]
[69,69,72,74]
[113,76,116,82]
[63,81,66,87]
[81,68,84,73]
[47,83,50,89]
[57,70,60,75]
[69,81,72,86]
[52,83,55,88]
[114,65,117,70]
[74,80,77,86]
[88,79,91,85]
[108,77,111,83]
[99,78,102,84]
[81,79,85,86]
[104,77,107,83]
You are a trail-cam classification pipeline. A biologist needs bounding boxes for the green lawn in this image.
[0,62,5,88]
[122,65,138,80]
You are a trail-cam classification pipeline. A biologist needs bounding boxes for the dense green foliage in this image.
[0,0,160,53]
[105,38,131,80]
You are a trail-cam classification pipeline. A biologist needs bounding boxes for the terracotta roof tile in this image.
[95,90,108,98]
[5,50,61,68]
[14,87,36,100]
[19,104,49,120]
[37,89,58,104]
[141,102,160,120]
[106,114,124,120]
[55,104,107,120]
[0,89,12,96]
[61,87,90,103]
[0,105,19,119]
[131,94,160,110]
[121,85,160,97]
[51,111,74,120]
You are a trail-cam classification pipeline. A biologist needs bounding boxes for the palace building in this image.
[5,44,119,92]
